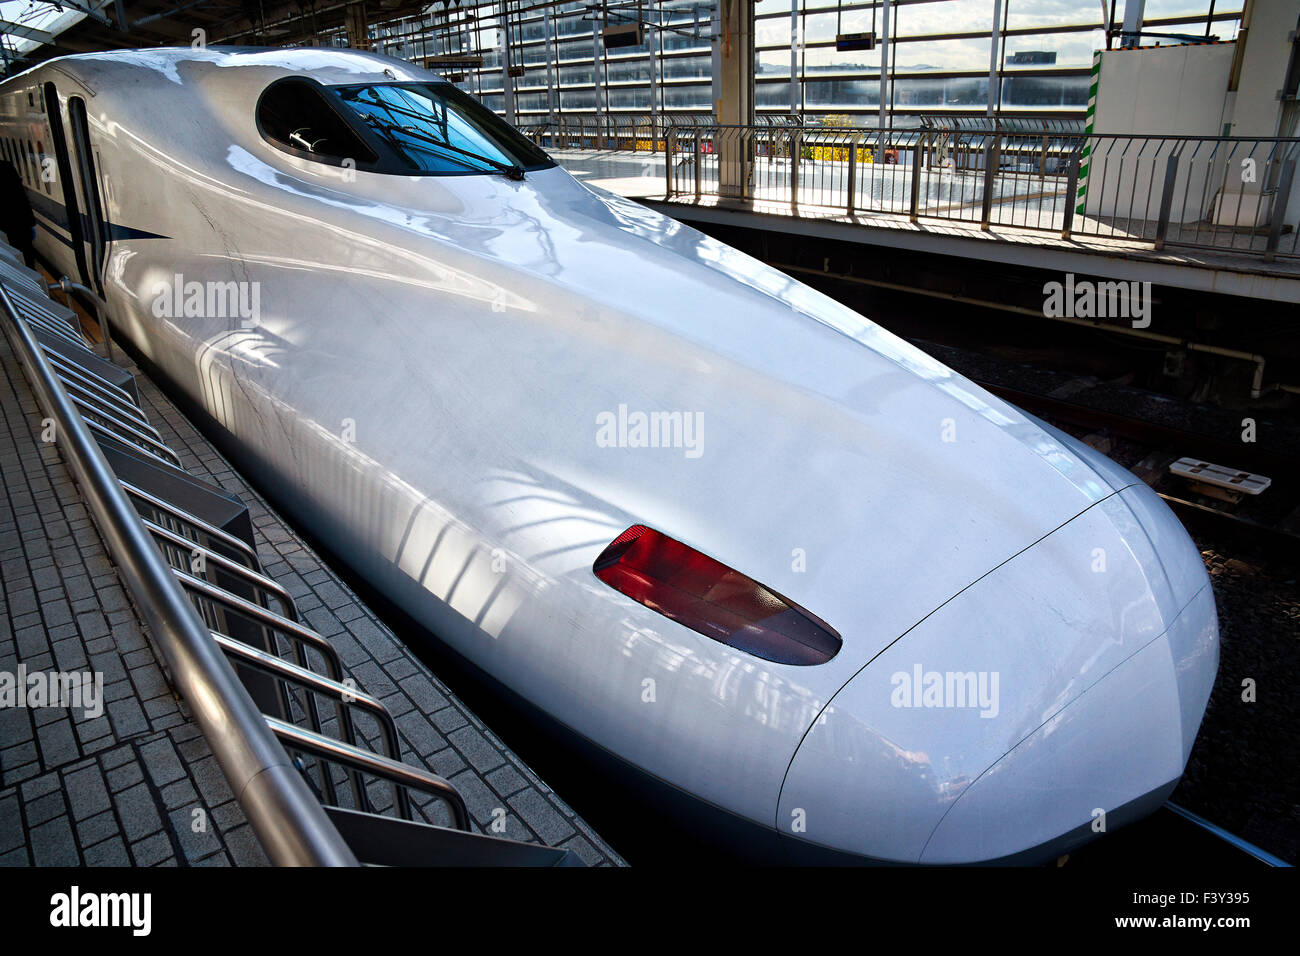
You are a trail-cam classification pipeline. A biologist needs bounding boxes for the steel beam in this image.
[0,19,55,45]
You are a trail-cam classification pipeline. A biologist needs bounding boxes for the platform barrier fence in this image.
[645,124,1299,262]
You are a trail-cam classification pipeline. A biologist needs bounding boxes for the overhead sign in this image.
[603,22,644,49]
[836,32,876,52]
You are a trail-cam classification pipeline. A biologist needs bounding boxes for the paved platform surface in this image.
[0,309,625,866]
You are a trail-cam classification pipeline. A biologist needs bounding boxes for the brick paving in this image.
[0,301,624,866]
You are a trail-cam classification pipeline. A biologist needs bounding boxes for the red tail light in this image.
[593,525,841,666]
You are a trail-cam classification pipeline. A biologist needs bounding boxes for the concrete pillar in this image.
[345,4,370,50]
[790,0,799,117]
[543,6,557,125]
[879,0,891,131]
[987,0,1001,118]
[501,12,516,126]
[1228,0,1298,136]
[593,16,605,142]
[1120,0,1145,47]
[710,8,721,122]
[648,24,660,144]
[716,0,754,197]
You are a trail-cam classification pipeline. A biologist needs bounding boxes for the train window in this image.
[331,82,553,177]
[256,78,378,167]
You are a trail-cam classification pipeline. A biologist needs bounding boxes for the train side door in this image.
[65,95,108,296]
[41,83,90,285]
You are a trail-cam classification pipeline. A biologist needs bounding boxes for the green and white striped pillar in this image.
[1077,49,1102,216]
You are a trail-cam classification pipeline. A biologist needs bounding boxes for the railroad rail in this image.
[980,382,1300,556]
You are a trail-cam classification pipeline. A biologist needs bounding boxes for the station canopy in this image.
[0,0,433,74]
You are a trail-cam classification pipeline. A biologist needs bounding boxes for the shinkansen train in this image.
[0,47,1219,864]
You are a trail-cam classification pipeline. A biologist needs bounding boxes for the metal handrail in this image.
[18,308,83,345]
[172,568,345,680]
[121,479,262,567]
[60,375,157,431]
[41,348,138,405]
[213,631,412,819]
[267,717,470,831]
[214,632,398,759]
[0,278,358,867]
[4,283,81,324]
[70,395,177,458]
[83,416,184,468]
[174,565,363,811]
[0,257,45,294]
[144,517,299,619]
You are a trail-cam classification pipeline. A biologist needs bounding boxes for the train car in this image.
[0,47,1220,864]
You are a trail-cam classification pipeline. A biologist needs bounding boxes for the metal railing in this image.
[0,248,476,861]
[131,481,470,827]
[0,270,359,867]
[658,123,1300,261]
[3,243,594,864]
[116,412,470,828]
[521,112,720,152]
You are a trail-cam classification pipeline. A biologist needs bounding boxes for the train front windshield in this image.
[332,82,554,176]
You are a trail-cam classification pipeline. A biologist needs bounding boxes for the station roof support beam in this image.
[0,20,56,46]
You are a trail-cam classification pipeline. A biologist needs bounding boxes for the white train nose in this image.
[919,590,1216,863]
[776,489,1219,863]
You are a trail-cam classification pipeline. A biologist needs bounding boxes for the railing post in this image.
[743,128,754,201]
[847,136,857,215]
[980,135,1000,230]
[1263,157,1296,262]
[909,140,923,222]
[1153,151,1180,250]
[791,130,801,208]
[694,129,702,199]
[1061,145,1081,239]
[665,128,675,198]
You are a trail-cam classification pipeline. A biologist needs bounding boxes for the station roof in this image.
[0,0,433,74]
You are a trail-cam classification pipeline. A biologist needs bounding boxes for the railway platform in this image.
[554,146,1300,304]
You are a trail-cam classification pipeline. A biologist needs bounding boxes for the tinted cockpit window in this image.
[257,79,378,165]
[331,82,554,176]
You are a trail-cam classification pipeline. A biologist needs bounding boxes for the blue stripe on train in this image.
[25,184,168,243]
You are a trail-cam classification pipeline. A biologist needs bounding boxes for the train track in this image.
[973,380,1300,558]
[1069,802,1291,868]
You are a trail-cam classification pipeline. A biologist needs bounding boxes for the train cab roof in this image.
[29,45,439,91]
